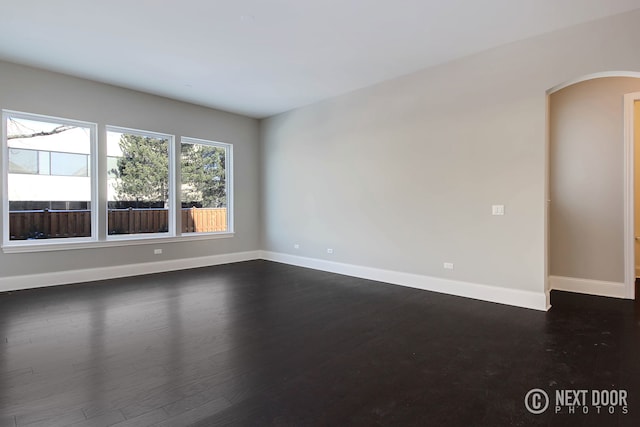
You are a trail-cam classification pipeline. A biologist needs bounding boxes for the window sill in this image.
[2,232,234,253]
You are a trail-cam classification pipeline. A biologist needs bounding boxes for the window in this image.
[2,111,96,242]
[8,148,38,174]
[106,127,174,237]
[8,148,89,177]
[50,152,89,177]
[180,137,232,234]
[2,110,233,251]
[38,151,50,175]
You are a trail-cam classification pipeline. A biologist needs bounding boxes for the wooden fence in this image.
[108,208,169,235]
[9,208,227,240]
[181,207,227,233]
[9,209,92,239]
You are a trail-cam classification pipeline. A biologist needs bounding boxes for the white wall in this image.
[8,174,90,201]
[261,10,640,300]
[0,61,260,279]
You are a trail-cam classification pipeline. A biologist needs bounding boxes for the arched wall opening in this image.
[547,72,640,300]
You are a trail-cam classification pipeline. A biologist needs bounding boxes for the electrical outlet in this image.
[327,248,334,254]
[154,248,162,255]
[443,262,454,270]
[294,244,300,249]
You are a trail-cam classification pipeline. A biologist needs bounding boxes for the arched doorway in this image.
[546,72,640,301]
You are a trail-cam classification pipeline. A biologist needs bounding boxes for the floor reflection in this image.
[1,263,639,426]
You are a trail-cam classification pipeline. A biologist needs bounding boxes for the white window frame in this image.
[1,113,234,253]
[106,125,176,241]
[2,110,98,249]
[180,136,234,235]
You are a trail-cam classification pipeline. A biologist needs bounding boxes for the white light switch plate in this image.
[492,205,505,216]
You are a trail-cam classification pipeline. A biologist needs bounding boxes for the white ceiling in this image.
[1,1,639,118]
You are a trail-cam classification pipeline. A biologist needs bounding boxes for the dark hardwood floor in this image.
[0,260,638,426]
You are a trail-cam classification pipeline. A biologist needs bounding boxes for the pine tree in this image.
[113,135,226,208]
[113,134,169,207]
[181,143,226,208]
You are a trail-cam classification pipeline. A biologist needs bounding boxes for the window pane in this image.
[107,130,170,236]
[180,141,228,233]
[6,115,93,241]
[50,152,88,176]
[8,148,38,174]
[38,151,50,175]
[106,156,119,178]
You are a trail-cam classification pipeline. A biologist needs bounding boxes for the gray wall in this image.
[549,77,640,283]
[0,61,260,278]
[261,10,640,294]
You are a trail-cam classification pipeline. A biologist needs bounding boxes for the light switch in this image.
[492,205,505,216]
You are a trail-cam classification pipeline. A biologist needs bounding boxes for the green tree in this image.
[181,144,226,208]
[113,134,169,206]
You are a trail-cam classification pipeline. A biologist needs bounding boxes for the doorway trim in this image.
[624,92,640,300]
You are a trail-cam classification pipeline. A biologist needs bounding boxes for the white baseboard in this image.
[0,249,550,311]
[549,275,627,299]
[261,251,549,311]
[0,250,261,293]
